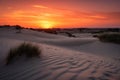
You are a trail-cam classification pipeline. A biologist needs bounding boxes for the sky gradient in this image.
[0,0,120,29]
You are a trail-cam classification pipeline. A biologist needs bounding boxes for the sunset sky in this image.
[0,0,120,29]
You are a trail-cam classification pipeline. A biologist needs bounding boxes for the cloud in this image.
[33,5,48,9]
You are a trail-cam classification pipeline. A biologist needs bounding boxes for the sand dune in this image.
[0,28,120,80]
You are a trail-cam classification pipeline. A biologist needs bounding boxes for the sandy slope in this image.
[0,28,120,80]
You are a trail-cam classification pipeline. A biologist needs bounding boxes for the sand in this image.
[0,28,120,80]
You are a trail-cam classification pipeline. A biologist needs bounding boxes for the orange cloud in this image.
[33,5,48,9]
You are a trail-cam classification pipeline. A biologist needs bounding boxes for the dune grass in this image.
[98,33,120,44]
[6,43,41,65]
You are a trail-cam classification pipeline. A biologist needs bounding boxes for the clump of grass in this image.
[98,33,120,44]
[65,32,75,37]
[93,34,98,37]
[6,43,41,65]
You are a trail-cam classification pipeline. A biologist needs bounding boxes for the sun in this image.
[40,20,54,29]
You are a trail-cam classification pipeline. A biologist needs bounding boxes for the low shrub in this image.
[98,33,120,44]
[6,43,41,65]
[15,25,22,33]
[65,32,75,37]
[93,34,99,37]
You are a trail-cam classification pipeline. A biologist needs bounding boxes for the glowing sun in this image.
[40,20,54,29]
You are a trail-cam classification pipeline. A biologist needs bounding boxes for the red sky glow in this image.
[0,0,120,29]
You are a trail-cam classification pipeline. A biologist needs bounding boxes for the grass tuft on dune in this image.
[98,33,120,44]
[6,43,41,65]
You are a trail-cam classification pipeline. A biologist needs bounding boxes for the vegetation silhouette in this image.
[98,33,120,44]
[6,43,41,65]
[14,25,22,33]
